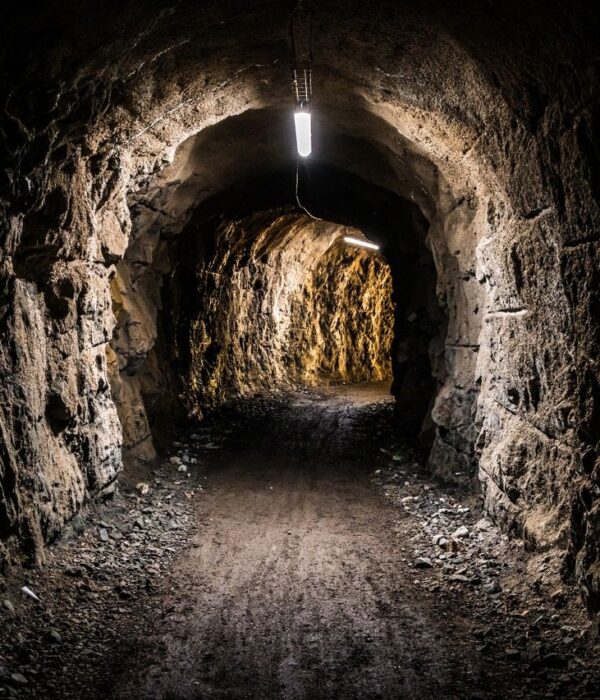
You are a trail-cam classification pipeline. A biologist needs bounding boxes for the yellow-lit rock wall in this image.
[184,212,393,412]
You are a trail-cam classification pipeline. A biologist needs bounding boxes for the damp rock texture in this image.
[0,143,125,564]
[0,0,599,611]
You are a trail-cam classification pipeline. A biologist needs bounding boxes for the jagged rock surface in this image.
[179,212,393,411]
[0,0,598,611]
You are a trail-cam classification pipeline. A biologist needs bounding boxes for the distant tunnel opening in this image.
[174,211,395,411]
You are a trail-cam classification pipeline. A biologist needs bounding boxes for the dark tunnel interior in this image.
[1,1,600,697]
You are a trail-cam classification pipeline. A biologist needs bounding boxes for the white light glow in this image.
[343,236,380,251]
[294,111,312,157]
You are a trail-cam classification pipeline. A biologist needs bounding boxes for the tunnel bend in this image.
[0,0,598,612]
[113,155,445,458]
[114,103,480,483]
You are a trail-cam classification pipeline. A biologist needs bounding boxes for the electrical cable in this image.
[295,157,323,221]
[290,1,321,220]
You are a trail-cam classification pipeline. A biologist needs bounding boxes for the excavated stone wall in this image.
[107,171,435,457]
[0,141,129,564]
[1,0,599,611]
[178,212,393,412]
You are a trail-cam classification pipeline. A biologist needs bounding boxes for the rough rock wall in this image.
[180,212,393,412]
[107,196,173,465]
[424,191,487,483]
[473,119,600,610]
[0,146,127,564]
[300,241,393,384]
[383,211,446,444]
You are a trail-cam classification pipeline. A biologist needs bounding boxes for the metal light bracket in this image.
[292,64,312,108]
[290,1,314,109]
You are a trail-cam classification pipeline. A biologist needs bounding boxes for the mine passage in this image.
[2,1,600,698]
[179,211,395,410]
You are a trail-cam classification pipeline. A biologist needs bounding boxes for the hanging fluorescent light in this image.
[290,3,313,158]
[343,236,380,251]
[294,110,312,157]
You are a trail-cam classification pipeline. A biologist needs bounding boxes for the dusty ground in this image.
[1,383,599,699]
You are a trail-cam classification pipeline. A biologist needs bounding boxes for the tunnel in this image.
[1,1,600,697]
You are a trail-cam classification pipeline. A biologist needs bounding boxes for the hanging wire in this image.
[290,1,321,221]
[295,158,323,221]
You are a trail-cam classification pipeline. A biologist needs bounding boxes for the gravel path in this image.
[2,384,599,699]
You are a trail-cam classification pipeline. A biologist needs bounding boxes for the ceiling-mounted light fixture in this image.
[343,236,380,251]
[290,1,313,158]
[294,110,312,158]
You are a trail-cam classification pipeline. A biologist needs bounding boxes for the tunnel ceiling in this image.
[4,0,598,222]
[143,161,430,250]
[130,105,440,229]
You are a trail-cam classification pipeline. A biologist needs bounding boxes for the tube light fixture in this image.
[290,3,313,158]
[294,110,312,157]
[343,236,380,251]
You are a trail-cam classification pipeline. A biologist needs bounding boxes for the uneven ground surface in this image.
[1,383,600,699]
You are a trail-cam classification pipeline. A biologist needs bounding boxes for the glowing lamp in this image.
[343,236,380,251]
[294,111,312,157]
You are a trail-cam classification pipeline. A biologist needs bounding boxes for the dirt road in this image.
[4,384,595,699]
[101,385,528,699]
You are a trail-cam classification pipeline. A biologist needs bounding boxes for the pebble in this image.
[475,518,492,531]
[48,630,62,644]
[2,599,15,613]
[10,672,28,685]
[414,557,434,569]
[432,534,447,547]
[99,528,109,542]
[452,525,469,539]
[72,515,86,535]
[483,580,501,594]
[21,586,40,602]
[540,653,568,669]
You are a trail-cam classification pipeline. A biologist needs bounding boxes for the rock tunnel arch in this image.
[1,0,599,612]
[111,101,479,474]
[113,153,444,451]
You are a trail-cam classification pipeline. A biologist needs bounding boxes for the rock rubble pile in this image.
[0,426,226,699]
